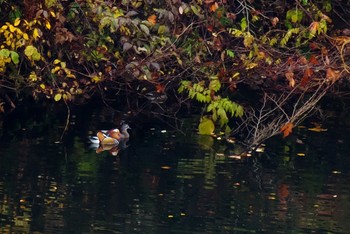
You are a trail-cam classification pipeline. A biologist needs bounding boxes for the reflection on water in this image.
[0,106,350,233]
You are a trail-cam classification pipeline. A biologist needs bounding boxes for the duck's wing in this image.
[88,136,100,144]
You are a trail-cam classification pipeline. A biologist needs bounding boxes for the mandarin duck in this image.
[89,123,131,145]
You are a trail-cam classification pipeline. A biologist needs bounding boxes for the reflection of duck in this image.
[96,144,120,156]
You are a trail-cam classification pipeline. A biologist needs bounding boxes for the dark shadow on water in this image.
[0,101,350,233]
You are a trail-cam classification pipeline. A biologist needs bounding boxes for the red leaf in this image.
[309,54,319,65]
[301,67,313,87]
[281,122,294,138]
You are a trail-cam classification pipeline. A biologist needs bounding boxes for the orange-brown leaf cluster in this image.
[326,68,340,84]
[281,122,294,138]
[147,15,157,26]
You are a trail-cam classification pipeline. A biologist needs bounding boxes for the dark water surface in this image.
[0,104,350,233]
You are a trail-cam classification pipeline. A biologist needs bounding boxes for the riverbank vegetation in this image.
[0,0,349,148]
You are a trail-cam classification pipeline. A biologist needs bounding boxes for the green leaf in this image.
[286,9,303,23]
[190,5,203,18]
[198,117,215,135]
[209,79,221,92]
[226,49,235,58]
[140,24,150,35]
[240,17,247,31]
[10,51,19,64]
[24,45,36,57]
[235,105,244,117]
[158,25,169,35]
[0,49,10,57]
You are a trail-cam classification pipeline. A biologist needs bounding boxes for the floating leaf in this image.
[198,117,215,135]
[308,126,327,132]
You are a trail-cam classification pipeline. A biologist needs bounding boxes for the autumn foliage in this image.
[0,0,349,144]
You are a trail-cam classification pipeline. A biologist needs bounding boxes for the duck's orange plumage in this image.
[97,131,119,145]
[106,124,131,141]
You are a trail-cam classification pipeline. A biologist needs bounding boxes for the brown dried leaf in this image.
[271,17,279,27]
[301,67,313,87]
[285,71,295,87]
[326,68,340,84]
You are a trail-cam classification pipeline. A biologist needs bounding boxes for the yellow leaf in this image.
[308,127,327,132]
[91,75,102,83]
[23,33,29,40]
[29,72,37,81]
[9,24,16,32]
[50,11,56,18]
[245,62,258,70]
[54,93,62,101]
[53,59,61,64]
[161,166,171,170]
[40,83,46,89]
[232,72,240,79]
[33,28,40,39]
[66,74,76,79]
[51,66,61,73]
[45,21,51,30]
[13,18,21,27]
[1,25,8,30]
[243,32,254,48]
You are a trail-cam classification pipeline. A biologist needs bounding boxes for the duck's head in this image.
[121,124,131,131]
